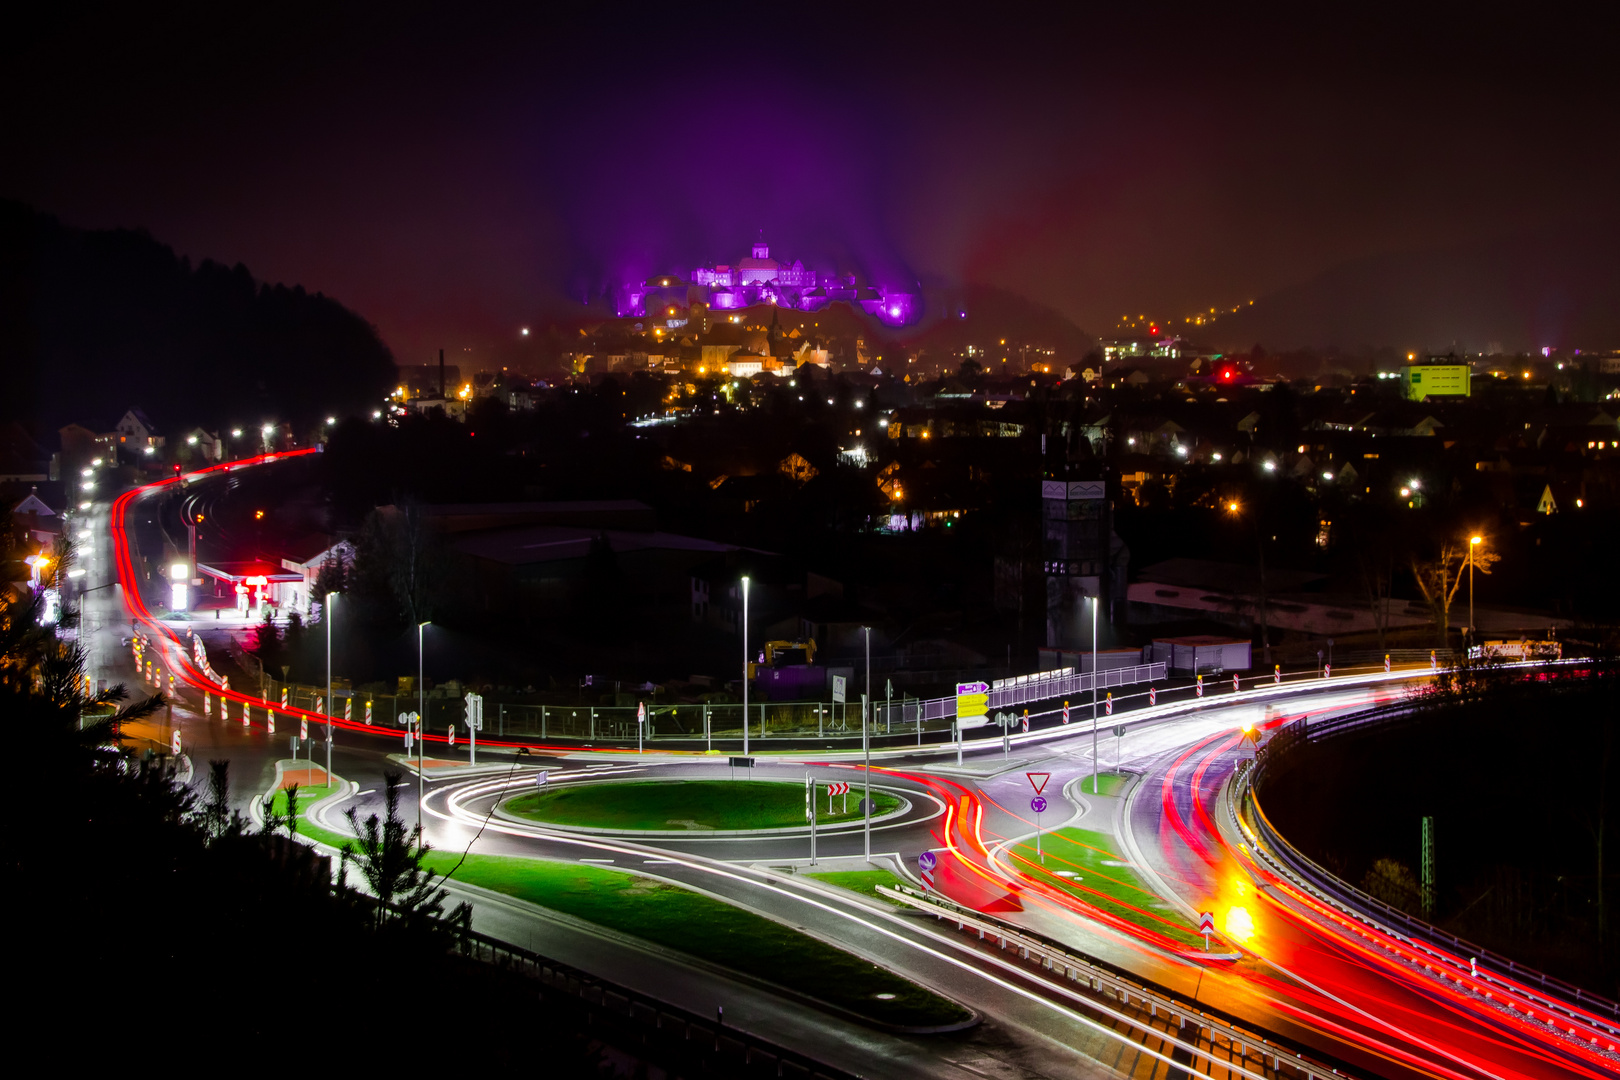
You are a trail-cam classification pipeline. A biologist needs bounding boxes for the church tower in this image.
[752,231,769,260]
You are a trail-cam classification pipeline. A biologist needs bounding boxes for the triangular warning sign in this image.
[1026,771,1050,795]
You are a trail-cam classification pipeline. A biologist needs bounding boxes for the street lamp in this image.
[417,620,430,831]
[1468,536,1482,644]
[325,591,336,787]
[863,625,872,860]
[1090,595,1100,795]
[740,576,749,758]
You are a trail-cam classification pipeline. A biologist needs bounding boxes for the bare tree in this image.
[1411,536,1500,645]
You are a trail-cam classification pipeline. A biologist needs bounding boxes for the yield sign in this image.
[1026,771,1051,796]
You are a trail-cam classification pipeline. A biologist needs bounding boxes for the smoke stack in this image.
[438,348,445,400]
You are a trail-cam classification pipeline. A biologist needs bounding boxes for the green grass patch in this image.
[805,869,910,906]
[421,853,968,1028]
[1007,827,1204,948]
[1071,771,1131,798]
[506,779,902,831]
[267,783,353,848]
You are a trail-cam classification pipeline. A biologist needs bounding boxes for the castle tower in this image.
[752,231,769,260]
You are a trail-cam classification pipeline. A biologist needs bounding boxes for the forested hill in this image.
[0,200,395,438]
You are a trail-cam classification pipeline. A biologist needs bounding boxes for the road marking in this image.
[579,858,615,863]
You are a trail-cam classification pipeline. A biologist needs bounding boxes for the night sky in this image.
[7,5,1616,359]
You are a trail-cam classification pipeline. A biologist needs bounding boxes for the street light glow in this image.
[1470,535,1482,545]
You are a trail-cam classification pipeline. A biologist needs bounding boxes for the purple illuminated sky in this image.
[6,6,1617,358]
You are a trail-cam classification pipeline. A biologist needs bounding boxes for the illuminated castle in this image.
[617,235,918,326]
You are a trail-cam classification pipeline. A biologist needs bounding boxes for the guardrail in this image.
[1244,697,1620,1033]
[877,884,1362,1080]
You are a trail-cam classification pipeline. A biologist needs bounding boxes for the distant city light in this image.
[372,410,382,419]
[262,424,275,435]
[1174,444,1188,457]
[186,435,198,445]
[1322,471,1333,481]
[1262,461,1276,472]
[79,501,92,510]
[81,468,93,477]
[326,416,337,425]
[1211,452,1222,461]
[142,446,155,455]
[231,429,242,438]
[521,327,530,336]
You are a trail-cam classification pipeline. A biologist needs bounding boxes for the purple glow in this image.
[614,235,921,324]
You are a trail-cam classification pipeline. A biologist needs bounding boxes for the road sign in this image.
[1061,700,1069,725]
[171,728,182,755]
[465,692,484,730]
[918,850,937,892]
[1274,664,1281,685]
[281,687,288,708]
[344,697,352,723]
[1030,796,1047,814]
[832,675,846,704]
[1104,692,1112,716]
[637,702,646,726]
[535,770,548,787]
[828,781,850,796]
[447,725,455,746]
[955,681,988,722]
[728,756,755,768]
[1026,771,1050,795]
[299,716,308,740]
[805,776,814,823]
[1113,724,1127,738]
[1199,910,1215,950]
[1233,673,1240,692]
[265,709,273,734]
[1196,675,1203,698]
[1149,686,1156,707]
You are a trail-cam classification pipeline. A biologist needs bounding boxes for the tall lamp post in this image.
[1090,594,1100,795]
[863,625,872,861]
[1467,535,1482,645]
[325,591,335,787]
[740,576,750,758]
[417,620,430,832]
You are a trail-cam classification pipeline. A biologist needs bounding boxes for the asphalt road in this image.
[94,455,1619,1080]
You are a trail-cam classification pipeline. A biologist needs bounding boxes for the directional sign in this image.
[955,681,988,720]
[637,702,646,726]
[728,756,755,768]
[832,675,846,704]
[465,692,484,731]
[828,781,850,796]
[1113,724,1127,738]
[918,849,937,892]
[535,770,548,787]
[1030,796,1048,814]
[1026,772,1050,795]
[1199,911,1214,933]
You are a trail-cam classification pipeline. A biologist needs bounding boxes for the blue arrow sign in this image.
[1030,796,1048,814]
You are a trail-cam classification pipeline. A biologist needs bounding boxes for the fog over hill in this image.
[1210,220,1620,355]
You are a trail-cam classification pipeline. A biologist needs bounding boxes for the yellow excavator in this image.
[748,638,818,680]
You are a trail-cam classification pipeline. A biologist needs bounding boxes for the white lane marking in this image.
[425,784,1270,1079]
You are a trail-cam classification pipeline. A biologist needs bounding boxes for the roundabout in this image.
[501,777,906,834]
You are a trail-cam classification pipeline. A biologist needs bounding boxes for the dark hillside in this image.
[0,200,395,437]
